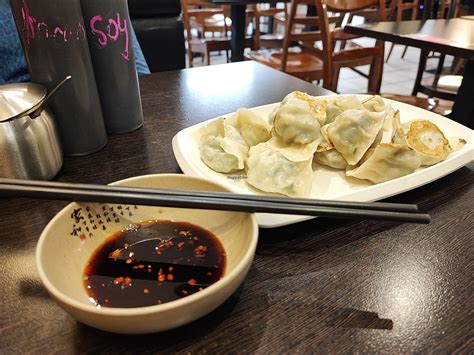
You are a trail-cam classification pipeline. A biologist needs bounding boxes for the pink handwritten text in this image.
[89,13,130,61]
[20,1,86,44]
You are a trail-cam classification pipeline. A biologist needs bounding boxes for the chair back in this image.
[280,0,343,72]
[438,0,460,18]
[314,0,386,91]
[181,0,230,67]
[252,3,288,49]
[323,0,383,12]
[422,0,460,20]
[181,0,227,40]
[387,0,419,22]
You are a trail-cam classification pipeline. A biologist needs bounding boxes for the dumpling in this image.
[224,123,248,148]
[266,136,319,162]
[448,137,467,152]
[392,120,452,165]
[199,118,248,173]
[314,149,348,170]
[346,143,421,183]
[200,135,243,173]
[226,108,271,147]
[362,95,389,113]
[371,109,400,146]
[314,124,347,169]
[361,96,398,145]
[270,91,326,145]
[317,123,334,150]
[326,95,365,124]
[281,91,327,125]
[326,109,386,165]
[246,142,313,197]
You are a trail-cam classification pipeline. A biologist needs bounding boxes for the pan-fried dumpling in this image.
[314,149,348,170]
[326,109,386,165]
[346,143,421,183]
[226,108,271,147]
[246,142,313,197]
[200,118,248,173]
[281,91,327,125]
[270,91,326,145]
[326,96,365,124]
[392,120,453,165]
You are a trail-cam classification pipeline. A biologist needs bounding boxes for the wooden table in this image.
[1,61,473,353]
[345,19,474,129]
[345,19,474,59]
[207,0,284,62]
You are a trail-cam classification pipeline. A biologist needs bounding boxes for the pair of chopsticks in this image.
[0,178,430,224]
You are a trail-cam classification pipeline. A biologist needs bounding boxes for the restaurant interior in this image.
[0,0,473,353]
[132,0,473,125]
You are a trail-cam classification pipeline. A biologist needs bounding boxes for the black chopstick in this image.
[0,182,430,224]
[0,178,418,213]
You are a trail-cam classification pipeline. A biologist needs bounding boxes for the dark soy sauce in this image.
[83,220,226,308]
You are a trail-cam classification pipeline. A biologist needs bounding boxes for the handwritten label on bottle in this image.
[89,14,130,61]
[18,1,130,61]
[20,0,86,44]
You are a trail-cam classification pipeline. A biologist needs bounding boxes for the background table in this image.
[207,0,283,62]
[345,19,474,59]
[345,19,474,129]
[1,61,473,353]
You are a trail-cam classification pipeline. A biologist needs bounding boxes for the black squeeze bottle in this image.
[81,0,144,134]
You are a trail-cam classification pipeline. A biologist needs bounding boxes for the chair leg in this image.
[386,43,395,63]
[412,49,429,95]
[452,58,465,75]
[369,48,384,94]
[330,66,341,92]
[401,46,408,59]
[340,13,354,51]
[433,53,446,86]
[187,46,194,68]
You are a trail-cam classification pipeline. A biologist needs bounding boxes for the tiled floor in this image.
[189,38,454,97]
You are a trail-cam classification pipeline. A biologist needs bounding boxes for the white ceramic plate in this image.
[172,95,474,228]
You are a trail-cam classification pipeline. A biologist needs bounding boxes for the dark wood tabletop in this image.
[345,19,474,60]
[1,61,473,353]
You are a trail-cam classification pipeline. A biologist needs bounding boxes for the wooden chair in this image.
[383,0,462,115]
[385,0,420,62]
[314,0,386,92]
[438,0,460,18]
[251,3,288,49]
[181,0,231,66]
[246,0,326,82]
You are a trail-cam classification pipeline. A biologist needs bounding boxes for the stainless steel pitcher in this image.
[0,80,66,180]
